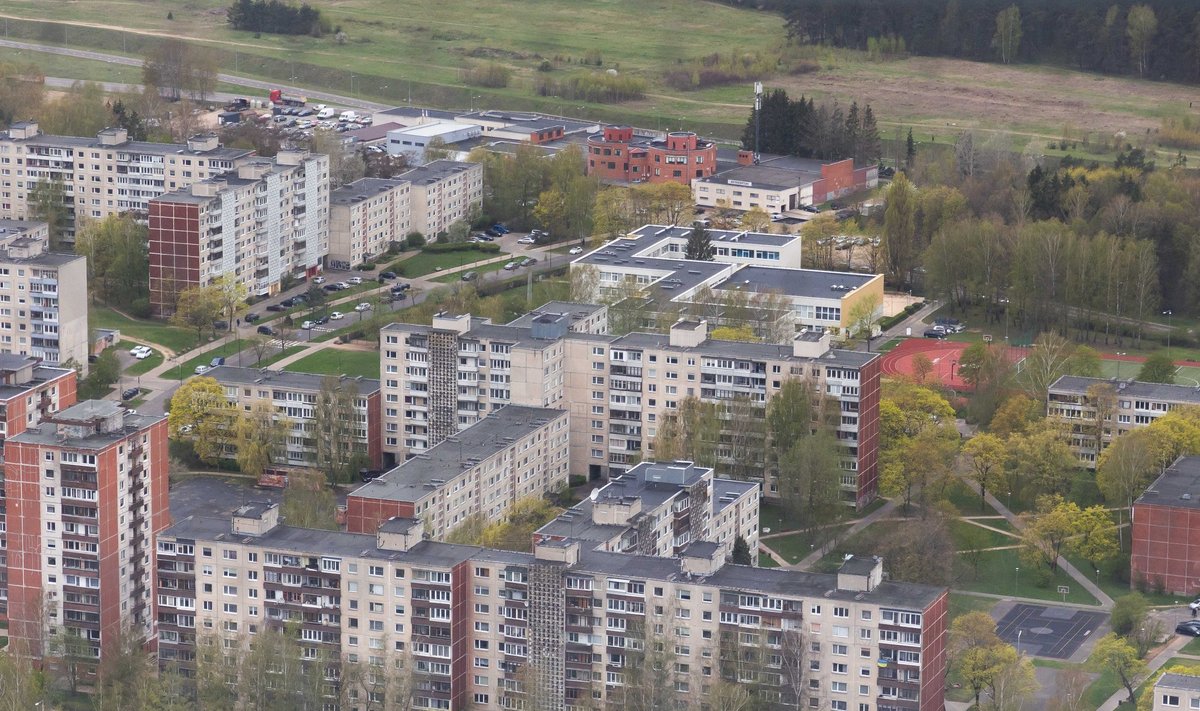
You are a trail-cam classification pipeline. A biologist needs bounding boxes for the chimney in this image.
[737,149,755,166]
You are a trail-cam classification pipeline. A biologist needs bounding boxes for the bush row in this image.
[877,301,925,331]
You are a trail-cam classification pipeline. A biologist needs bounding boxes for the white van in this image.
[317,107,335,120]
[339,110,359,123]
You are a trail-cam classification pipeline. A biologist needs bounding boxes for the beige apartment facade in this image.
[0,221,88,370]
[156,502,948,711]
[400,160,483,237]
[345,405,568,538]
[0,123,252,240]
[328,177,412,270]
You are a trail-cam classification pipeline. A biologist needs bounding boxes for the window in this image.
[1161,695,1179,707]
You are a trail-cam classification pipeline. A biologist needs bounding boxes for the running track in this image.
[880,339,1027,390]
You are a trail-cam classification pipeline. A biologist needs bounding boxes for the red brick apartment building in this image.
[1132,456,1200,594]
[0,355,77,622]
[5,400,169,669]
[586,126,718,184]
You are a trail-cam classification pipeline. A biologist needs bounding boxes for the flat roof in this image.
[1157,672,1200,692]
[388,122,478,138]
[349,405,565,502]
[382,318,562,351]
[0,250,84,268]
[701,162,823,190]
[713,478,757,514]
[330,177,409,205]
[628,224,797,248]
[1136,456,1200,510]
[206,365,381,394]
[1049,375,1200,404]
[505,301,605,328]
[0,364,74,402]
[0,219,45,234]
[399,159,479,185]
[345,123,404,143]
[11,409,164,450]
[714,265,876,299]
[611,330,879,369]
[4,130,251,160]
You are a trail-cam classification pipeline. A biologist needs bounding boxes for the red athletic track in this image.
[880,339,1027,390]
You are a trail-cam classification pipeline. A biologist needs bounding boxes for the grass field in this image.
[178,339,253,375]
[1097,358,1200,386]
[956,547,1099,606]
[6,0,1200,155]
[763,524,853,565]
[123,346,163,376]
[285,349,379,380]
[431,258,516,283]
[757,553,779,569]
[90,306,198,354]
[393,249,507,279]
[254,345,306,369]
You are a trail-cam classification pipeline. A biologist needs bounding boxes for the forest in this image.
[714,0,1200,84]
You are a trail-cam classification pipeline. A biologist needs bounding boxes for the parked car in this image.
[329,311,345,320]
[484,228,502,238]
[503,261,518,270]
[1177,621,1200,636]
[461,271,478,282]
[474,233,494,242]
[379,271,397,280]
[313,276,326,285]
[492,223,510,234]
[354,302,372,312]
[315,315,330,325]
[280,297,295,308]
[194,364,210,375]
[1190,598,1200,612]
[122,387,140,401]
[210,357,225,368]
[244,312,261,323]
[257,325,275,336]
[301,320,316,330]
[520,257,537,267]
[568,246,584,255]
[323,284,341,292]
[801,205,820,213]
[923,329,947,339]
[348,276,363,285]
[770,212,784,221]
[336,281,350,290]
[265,304,285,312]
[516,236,536,245]
[392,282,411,292]
[133,349,151,360]
[213,320,229,331]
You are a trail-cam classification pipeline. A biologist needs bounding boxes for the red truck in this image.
[269,89,307,107]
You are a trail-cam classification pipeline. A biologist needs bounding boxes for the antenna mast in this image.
[753,81,763,164]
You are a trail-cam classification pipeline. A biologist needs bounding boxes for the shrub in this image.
[663,50,780,91]
[461,61,511,88]
[535,72,645,103]
[354,263,374,271]
[422,242,500,254]
[405,232,426,249]
[129,297,153,319]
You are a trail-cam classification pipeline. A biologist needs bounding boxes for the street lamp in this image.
[1015,566,1020,595]
[1116,352,1127,379]
[1164,310,1174,353]
[1016,629,1023,657]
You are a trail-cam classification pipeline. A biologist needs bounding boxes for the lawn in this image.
[956,547,1099,606]
[394,249,507,279]
[253,345,307,369]
[285,349,380,380]
[949,519,1018,551]
[759,502,799,534]
[90,306,198,354]
[1063,551,1182,607]
[431,258,515,283]
[948,592,995,620]
[1098,357,1200,387]
[875,338,902,353]
[757,554,780,569]
[123,347,163,376]
[177,339,251,376]
[763,524,853,565]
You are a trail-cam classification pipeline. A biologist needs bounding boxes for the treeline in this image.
[226,0,326,36]
[717,0,1200,83]
[741,89,882,164]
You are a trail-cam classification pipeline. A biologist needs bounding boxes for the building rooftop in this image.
[382,318,564,351]
[389,121,478,139]
[3,128,251,160]
[712,478,757,514]
[330,177,409,206]
[839,555,882,577]
[399,159,479,185]
[1136,456,1200,510]
[629,224,797,248]
[714,265,877,299]
[1049,375,1200,404]
[610,330,879,368]
[1156,672,1200,692]
[206,365,381,394]
[375,107,461,123]
[349,405,566,502]
[11,406,164,450]
[505,301,605,329]
[701,162,824,190]
[0,219,44,235]
[0,361,74,402]
[344,122,405,143]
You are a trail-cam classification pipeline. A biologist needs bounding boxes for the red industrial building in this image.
[1132,456,1200,594]
[586,126,718,185]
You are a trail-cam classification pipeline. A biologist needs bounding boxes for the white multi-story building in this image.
[327,177,412,270]
[0,123,252,240]
[399,160,483,238]
[148,150,330,313]
[0,220,88,369]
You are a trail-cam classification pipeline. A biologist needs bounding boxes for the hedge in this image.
[877,301,925,331]
[422,242,501,254]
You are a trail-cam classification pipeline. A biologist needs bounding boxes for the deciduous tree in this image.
[170,285,223,346]
[1021,495,1079,574]
[1088,634,1147,704]
[280,469,339,530]
[992,4,1023,64]
[28,178,69,251]
[964,432,1006,512]
[167,376,234,464]
[235,400,286,478]
[1137,351,1176,383]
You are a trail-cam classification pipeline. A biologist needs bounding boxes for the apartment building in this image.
[1131,456,1200,594]
[0,220,88,370]
[574,224,884,339]
[586,126,718,185]
[399,160,483,238]
[345,405,568,538]
[0,122,253,239]
[0,355,78,621]
[206,366,383,471]
[1152,672,1200,711]
[328,177,412,270]
[534,460,759,562]
[382,308,880,508]
[5,400,169,668]
[156,504,947,711]
[1047,376,1200,467]
[148,150,330,314]
[505,301,609,335]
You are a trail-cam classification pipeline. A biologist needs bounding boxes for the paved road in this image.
[0,38,390,111]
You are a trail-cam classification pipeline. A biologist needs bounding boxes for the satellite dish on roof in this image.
[590,488,599,502]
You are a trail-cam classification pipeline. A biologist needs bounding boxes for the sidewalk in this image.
[791,498,899,570]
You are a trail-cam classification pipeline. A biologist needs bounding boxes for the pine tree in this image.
[860,104,882,164]
[731,535,753,565]
[844,101,861,162]
[685,224,714,261]
[905,127,916,168]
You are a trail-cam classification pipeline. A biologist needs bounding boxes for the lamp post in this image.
[1164,310,1174,354]
[1116,352,1127,379]
[1016,629,1023,657]
[1015,566,1020,595]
